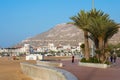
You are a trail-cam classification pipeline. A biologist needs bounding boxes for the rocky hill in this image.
[16,23,120,47]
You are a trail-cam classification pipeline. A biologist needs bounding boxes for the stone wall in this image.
[20,62,78,80]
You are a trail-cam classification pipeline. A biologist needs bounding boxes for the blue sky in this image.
[0,0,120,48]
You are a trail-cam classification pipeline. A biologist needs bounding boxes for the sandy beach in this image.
[0,56,71,80]
[0,57,35,80]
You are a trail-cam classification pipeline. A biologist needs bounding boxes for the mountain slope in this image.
[17,23,120,47]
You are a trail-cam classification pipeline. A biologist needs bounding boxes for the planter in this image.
[78,62,111,68]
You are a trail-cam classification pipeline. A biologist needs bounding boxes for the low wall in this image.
[79,62,110,68]
[20,63,78,80]
[37,61,63,67]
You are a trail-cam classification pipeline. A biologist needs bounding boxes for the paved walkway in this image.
[57,58,120,80]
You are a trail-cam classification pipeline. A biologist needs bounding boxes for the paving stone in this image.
[56,58,120,80]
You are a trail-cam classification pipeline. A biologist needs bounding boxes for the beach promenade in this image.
[58,58,120,80]
[0,57,120,80]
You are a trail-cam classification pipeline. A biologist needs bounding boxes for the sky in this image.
[0,0,120,48]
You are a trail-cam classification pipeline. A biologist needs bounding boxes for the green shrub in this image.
[104,61,111,65]
[80,57,100,63]
[80,57,87,62]
[80,44,85,49]
[93,58,100,63]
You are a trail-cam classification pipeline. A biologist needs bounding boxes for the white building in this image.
[48,43,57,51]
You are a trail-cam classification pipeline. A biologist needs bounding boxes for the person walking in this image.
[72,55,74,63]
[110,54,113,63]
[113,53,117,63]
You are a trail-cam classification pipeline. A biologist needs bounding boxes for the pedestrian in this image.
[110,54,113,63]
[113,53,117,63]
[72,55,74,63]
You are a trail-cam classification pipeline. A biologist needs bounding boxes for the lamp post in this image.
[92,0,94,10]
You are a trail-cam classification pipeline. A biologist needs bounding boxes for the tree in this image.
[87,9,119,63]
[70,9,119,63]
[70,10,90,60]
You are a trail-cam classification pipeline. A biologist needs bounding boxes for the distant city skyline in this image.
[0,0,120,48]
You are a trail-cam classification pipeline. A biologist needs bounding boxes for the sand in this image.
[0,56,72,80]
[0,57,35,80]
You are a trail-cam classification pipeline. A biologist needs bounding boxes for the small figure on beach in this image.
[72,55,74,63]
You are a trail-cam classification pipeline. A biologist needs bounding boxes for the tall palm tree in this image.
[70,10,90,60]
[87,9,119,63]
[87,9,110,50]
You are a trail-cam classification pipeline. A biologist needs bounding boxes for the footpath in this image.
[57,58,120,80]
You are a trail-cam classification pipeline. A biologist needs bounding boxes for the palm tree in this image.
[70,10,90,60]
[70,9,119,63]
[87,9,119,63]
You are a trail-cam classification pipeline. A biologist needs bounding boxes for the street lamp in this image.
[92,0,94,10]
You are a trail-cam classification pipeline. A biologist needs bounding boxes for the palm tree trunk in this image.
[104,40,108,49]
[98,36,104,50]
[84,31,90,60]
[94,38,99,49]
[98,36,105,63]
